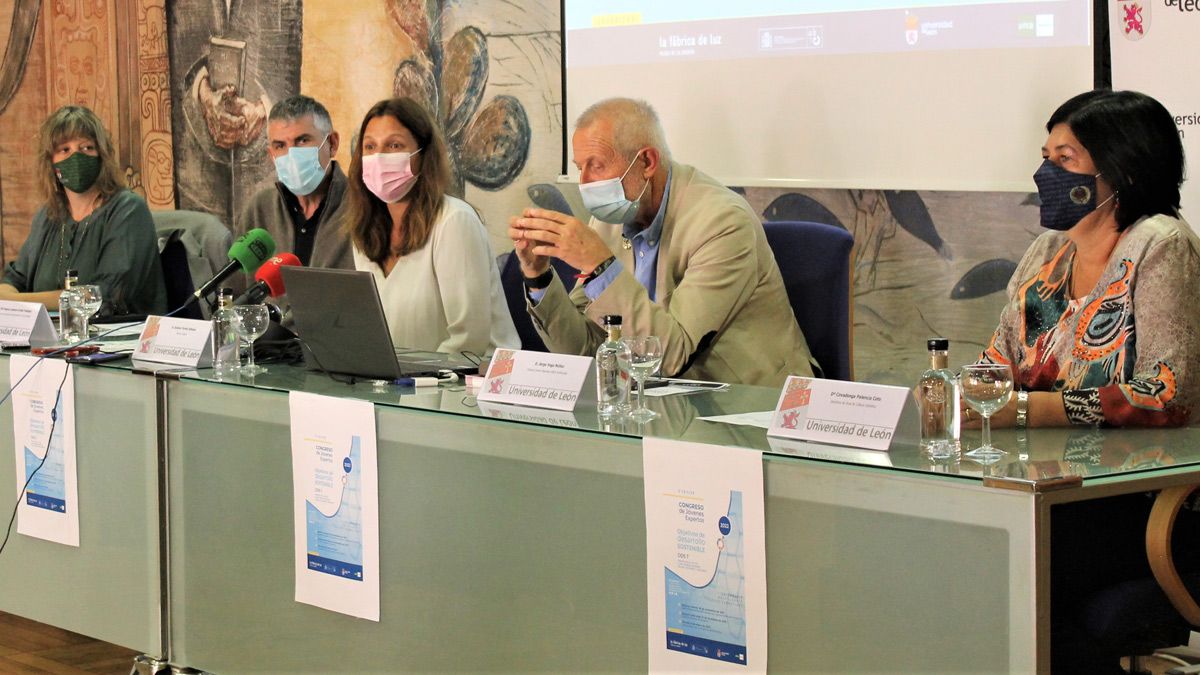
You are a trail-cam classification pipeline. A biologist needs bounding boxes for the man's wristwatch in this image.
[579,256,617,285]
[522,267,555,290]
[1015,390,1030,429]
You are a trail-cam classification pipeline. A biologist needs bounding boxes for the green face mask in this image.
[53,151,102,194]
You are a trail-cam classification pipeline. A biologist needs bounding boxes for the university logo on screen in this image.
[1117,1,1150,41]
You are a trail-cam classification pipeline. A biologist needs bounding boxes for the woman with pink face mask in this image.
[341,97,517,355]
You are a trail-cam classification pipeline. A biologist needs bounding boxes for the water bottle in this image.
[58,268,81,344]
[917,337,961,459]
[211,288,239,377]
[595,315,632,416]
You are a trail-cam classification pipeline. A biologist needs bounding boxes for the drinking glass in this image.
[959,364,1014,460]
[76,285,102,339]
[232,304,270,375]
[618,336,663,422]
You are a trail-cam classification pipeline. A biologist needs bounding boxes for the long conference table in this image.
[2,355,1200,673]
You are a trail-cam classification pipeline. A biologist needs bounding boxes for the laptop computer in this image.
[282,267,478,380]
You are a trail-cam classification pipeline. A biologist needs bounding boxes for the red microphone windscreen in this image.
[254,253,301,296]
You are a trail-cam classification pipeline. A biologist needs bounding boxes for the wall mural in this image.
[444,0,560,252]
[0,0,45,267]
[299,0,560,253]
[167,0,300,225]
[746,187,1037,386]
[0,0,41,113]
[387,1,531,193]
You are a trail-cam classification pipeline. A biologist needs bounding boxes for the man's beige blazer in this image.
[528,162,814,387]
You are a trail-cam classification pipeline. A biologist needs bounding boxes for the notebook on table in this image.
[281,267,478,380]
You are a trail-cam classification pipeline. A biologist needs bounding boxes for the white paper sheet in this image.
[643,378,731,397]
[644,438,767,673]
[696,411,775,429]
[10,355,79,546]
[94,321,148,344]
[290,391,380,621]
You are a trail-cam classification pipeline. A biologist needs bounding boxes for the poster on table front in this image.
[643,437,767,673]
[290,391,380,621]
[10,355,79,547]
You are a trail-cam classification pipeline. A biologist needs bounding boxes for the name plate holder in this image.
[767,376,917,451]
[0,300,58,348]
[133,316,213,368]
[766,436,894,467]
[477,349,595,412]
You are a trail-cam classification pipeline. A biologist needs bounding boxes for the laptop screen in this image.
[281,267,407,379]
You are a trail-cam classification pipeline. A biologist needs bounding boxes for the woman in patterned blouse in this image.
[974,90,1200,428]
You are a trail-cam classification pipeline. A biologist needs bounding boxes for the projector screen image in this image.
[565,0,1094,191]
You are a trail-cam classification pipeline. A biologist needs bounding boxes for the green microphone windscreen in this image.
[227,228,277,273]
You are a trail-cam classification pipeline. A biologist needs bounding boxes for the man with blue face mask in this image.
[235,95,354,277]
[509,98,814,387]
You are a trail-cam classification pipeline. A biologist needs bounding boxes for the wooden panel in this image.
[110,0,173,209]
[134,0,173,209]
[43,0,121,142]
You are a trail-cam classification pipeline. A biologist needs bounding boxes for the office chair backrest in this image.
[497,251,579,352]
[157,229,203,319]
[152,210,233,319]
[762,220,855,380]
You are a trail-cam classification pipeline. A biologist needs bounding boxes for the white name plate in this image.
[134,316,213,367]
[477,349,595,411]
[767,376,910,451]
[0,300,58,347]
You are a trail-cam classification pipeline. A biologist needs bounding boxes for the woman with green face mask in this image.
[0,105,166,316]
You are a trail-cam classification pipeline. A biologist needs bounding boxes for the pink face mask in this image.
[361,149,421,203]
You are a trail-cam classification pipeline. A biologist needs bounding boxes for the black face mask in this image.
[1032,159,1111,231]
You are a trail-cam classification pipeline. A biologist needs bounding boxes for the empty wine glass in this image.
[960,364,1014,460]
[76,284,102,339]
[232,304,270,375]
[618,335,663,422]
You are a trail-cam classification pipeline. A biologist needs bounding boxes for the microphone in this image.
[234,253,301,305]
[191,228,276,301]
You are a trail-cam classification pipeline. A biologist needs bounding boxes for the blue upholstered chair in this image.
[1075,485,1200,673]
[497,252,578,352]
[762,220,855,380]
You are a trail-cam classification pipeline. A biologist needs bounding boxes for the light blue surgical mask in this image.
[274,135,329,196]
[579,150,649,224]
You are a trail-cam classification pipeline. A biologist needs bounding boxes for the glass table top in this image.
[90,358,1200,488]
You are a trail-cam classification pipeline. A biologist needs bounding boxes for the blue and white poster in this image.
[10,355,79,547]
[290,392,379,621]
[644,438,766,673]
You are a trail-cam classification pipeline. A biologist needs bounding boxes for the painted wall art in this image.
[0,0,45,266]
[168,0,301,225]
[746,187,1037,386]
[299,0,560,252]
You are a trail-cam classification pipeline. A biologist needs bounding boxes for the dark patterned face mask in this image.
[54,151,102,194]
[1033,159,1112,231]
